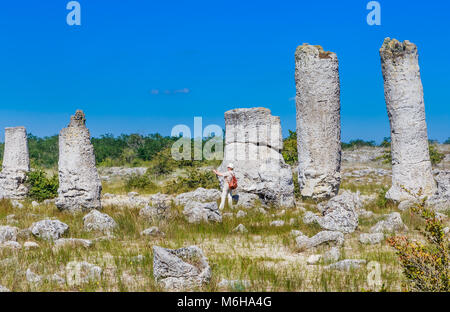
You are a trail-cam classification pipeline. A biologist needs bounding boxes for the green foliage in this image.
[428,143,444,165]
[26,169,59,202]
[379,137,391,148]
[27,134,59,168]
[378,142,444,166]
[282,130,298,165]
[0,142,4,164]
[342,139,376,150]
[124,173,159,193]
[163,168,220,194]
[388,198,449,292]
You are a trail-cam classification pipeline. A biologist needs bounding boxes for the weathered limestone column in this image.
[295,44,341,200]
[380,38,436,201]
[220,107,295,208]
[56,110,102,212]
[0,127,30,199]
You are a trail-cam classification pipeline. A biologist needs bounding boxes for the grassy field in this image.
[2,189,442,292]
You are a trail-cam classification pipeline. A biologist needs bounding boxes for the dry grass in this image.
[1,166,448,292]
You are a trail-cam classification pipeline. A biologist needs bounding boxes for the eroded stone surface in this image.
[29,219,69,241]
[219,108,295,208]
[183,201,222,223]
[56,110,102,212]
[83,210,117,233]
[370,212,408,233]
[0,226,19,243]
[380,38,436,201]
[295,44,341,200]
[153,245,211,290]
[0,127,30,199]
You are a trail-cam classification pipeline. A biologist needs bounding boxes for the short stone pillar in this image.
[56,110,102,212]
[0,127,30,199]
[295,44,342,200]
[219,107,295,208]
[380,38,436,201]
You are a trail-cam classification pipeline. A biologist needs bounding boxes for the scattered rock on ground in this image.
[0,225,19,242]
[54,238,93,250]
[153,245,211,290]
[359,233,384,245]
[232,224,248,234]
[370,212,407,233]
[29,219,69,241]
[66,261,102,287]
[183,201,222,223]
[83,210,117,233]
[141,226,164,237]
[174,188,221,206]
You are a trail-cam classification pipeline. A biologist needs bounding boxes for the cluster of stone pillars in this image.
[0,110,102,212]
[0,37,439,207]
[294,38,436,202]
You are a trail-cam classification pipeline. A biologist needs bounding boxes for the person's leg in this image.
[219,184,229,210]
[227,189,233,209]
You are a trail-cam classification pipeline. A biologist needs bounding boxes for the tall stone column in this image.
[56,110,102,212]
[0,127,30,199]
[295,44,341,200]
[380,38,436,201]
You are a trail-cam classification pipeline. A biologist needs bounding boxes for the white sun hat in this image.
[227,163,234,169]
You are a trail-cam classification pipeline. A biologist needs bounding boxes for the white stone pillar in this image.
[380,38,436,201]
[0,127,30,199]
[56,110,102,212]
[295,44,341,200]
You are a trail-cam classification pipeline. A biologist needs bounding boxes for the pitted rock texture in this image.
[380,38,436,201]
[295,44,342,200]
[370,212,408,233]
[295,230,344,251]
[174,188,220,206]
[183,201,222,223]
[219,107,295,208]
[314,191,361,233]
[359,233,384,245]
[29,219,69,241]
[426,170,450,211]
[56,110,102,212]
[65,261,102,287]
[0,127,30,199]
[0,226,19,243]
[83,210,117,233]
[153,245,211,290]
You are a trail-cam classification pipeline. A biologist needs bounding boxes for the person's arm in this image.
[213,169,223,176]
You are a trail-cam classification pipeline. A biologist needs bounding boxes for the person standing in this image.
[213,163,236,210]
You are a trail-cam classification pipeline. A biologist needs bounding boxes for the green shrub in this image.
[377,142,444,166]
[428,143,444,165]
[379,137,391,148]
[26,169,59,202]
[163,168,220,194]
[124,174,159,193]
[388,197,449,292]
[342,139,376,150]
[282,130,298,165]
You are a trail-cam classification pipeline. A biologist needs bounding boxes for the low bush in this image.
[163,168,220,194]
[26,169,59,202]
[388,197,449,291]
[124,174,159,193]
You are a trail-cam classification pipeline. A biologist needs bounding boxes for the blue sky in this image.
[0,0,448,142]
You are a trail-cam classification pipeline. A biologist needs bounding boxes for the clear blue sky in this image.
[0,0,448,142]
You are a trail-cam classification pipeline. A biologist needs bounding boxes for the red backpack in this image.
[228,174,238,190]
